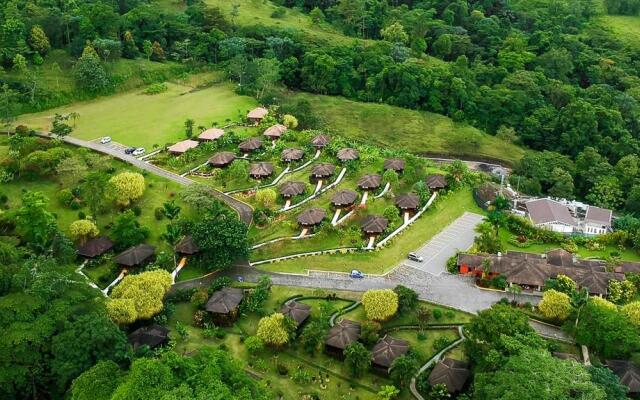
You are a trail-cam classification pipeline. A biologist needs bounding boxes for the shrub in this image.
[360,320,382,345]
[193,310,208,327]
[292,366,312,384]
[622,301,640,327]
[57,188,74,206]
[132,205,142,216]
[144,82,168,95]
[416,331,427,341]
[433,336,451,350]
[190,288,209,308]
[539,290,573,321]
[362,289,398,321]
[244,335,265,355]
[394,285,418,313]
[69,219,99,243]
[107,270,172,324]
[432,309,443,320]
[154,207,165,220]
[209,276,232,294]
[109,171,145,207]
[257,313,291,346]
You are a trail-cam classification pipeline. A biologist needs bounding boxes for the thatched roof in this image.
[383,158,405,172]
[206,287,244,314]
[311,134,330,148]
[428,358,470,394]
[168,139,199,154]
[198,128,225,141]
[358,174,382,190]
[337,148,359,162]
[311,163,335,178]
[425,174,448,189]
[607,360,640,394]
[325,319,360,350]
[128,324,170,350]
[282,148,304,162]
[297,208,327,226]
[264,124,288,139]
[361,215,389,234]
[76,236,113,258]
[279,181,306,198]
[175,235,199,255]
[395,193,420,210]
[280,300,311,326]
[371,335,410,368]
[331,189,358,207]
[208,151,236,167]
[546,248,574,267]
[249,162,274,178]
[247,107,268,120]
[114,244,155,267]
[239,138,263,152]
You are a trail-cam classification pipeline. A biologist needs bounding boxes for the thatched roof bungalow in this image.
[208,151,236,168]
[114,244,155,267]
[428,358,470,394]
[311,134,330,148]
[297,208,327,227]
[383,158,405,173]
[358,174,382,190]
[311,163,336,179]
[76,236,113,258]
[282,148,304,162]
[280,300,311,327]
[361,215,388,235]
[198,128,225,141]
[175,235,199,255]
[331,189,358,208]
[337,148,359,162]
[263,124,287,139]
[168,139,199,155]
[395,193,420,211]
[371,335,409,369]
[425,174,448,190]
[247,107,268,123]
[249,162,274,179]
[238,138,263,153]
[128,324,170,350]
[325,319,361,352]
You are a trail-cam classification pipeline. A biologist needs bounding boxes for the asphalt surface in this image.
[402,212,484,275]
[40,133,254,225]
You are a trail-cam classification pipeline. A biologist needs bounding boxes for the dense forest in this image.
[2,0,640,211]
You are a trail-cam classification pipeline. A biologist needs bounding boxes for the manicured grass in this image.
[392,329,459,363]
[14,76,257,149]
[257,188,483,274]
[283,92,527,165]
[339,302,473,327]
[499,228,640,262]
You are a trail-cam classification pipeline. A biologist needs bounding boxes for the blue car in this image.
[350,269,365,279]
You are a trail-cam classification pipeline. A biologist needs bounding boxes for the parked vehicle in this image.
[124,147,135,154]
[350,269,365,279]
[408,252,424,262]
[100,136,111,144]
[132,147,145,156]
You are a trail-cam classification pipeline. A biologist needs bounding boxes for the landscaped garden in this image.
[163,281,471,400]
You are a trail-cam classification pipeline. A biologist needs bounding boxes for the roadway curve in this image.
[37,133,254,225]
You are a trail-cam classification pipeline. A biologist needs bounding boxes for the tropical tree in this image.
[538,289,573,321]
[344,342,371,377]
[362,289,399,321]
[622,301,640,327]
[69,219,99,244]
[51,113,73,137]
[190,213,248,271]
[299,321,325,355]
[108,270,172,324]
[576,301,640,358]
[110,210,150,250]
[109,172,145,207]
[255,188,277,208]
[377,385,400,400]
[389,355,418,388]
[608,280,637,304]
[393,285,418,313]
[161,200,181,220]
[588,366,629,400]
[82,172,112,220]
[256,313,291,346]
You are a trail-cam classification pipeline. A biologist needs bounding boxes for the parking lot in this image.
[89,137,129,153]
[402,212,484,276]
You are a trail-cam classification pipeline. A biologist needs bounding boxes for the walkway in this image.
[38,133,254,224]
[403,212,484,275]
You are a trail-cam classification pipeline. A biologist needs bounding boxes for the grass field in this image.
[597,14,640,46]
[14,74,257,149]
[284,92,526,165]
[257,187,484,274]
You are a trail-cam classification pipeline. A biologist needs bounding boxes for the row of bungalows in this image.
[457,249,626,296]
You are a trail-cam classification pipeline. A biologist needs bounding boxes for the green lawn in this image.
[14,75,257,149]
[339,302,473,327]
[283,92,526,165]
[392,329,460,363]
[499,228,640,262]
[257,187,483,274]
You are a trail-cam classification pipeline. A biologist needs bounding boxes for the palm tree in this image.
[507,284,522,303]
[571,288,589,327]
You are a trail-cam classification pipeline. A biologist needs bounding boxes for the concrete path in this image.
[402,212,484,275]
[38,133,254,224]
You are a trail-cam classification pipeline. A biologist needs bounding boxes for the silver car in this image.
[100,136,111,144]
[408,252,424,262]
[132,147,145,156]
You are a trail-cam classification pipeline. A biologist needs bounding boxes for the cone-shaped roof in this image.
[331,189,358,207]
[208,151,236,167]
[358,174,382,190]
[361,215,389,234]
[239,137,263,152]
[337,148,359,161]
[297,207,327,226]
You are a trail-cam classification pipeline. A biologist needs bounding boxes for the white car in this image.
[408,252,424,262]
[132,147,145,156]
[100,136,112,144]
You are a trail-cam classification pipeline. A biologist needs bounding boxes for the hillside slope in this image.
[284,92,526,165]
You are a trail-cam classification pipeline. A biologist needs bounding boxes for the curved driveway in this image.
[41,134,254,224]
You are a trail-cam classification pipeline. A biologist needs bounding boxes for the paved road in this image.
[403,212,484,275]
[39,133,254,224]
